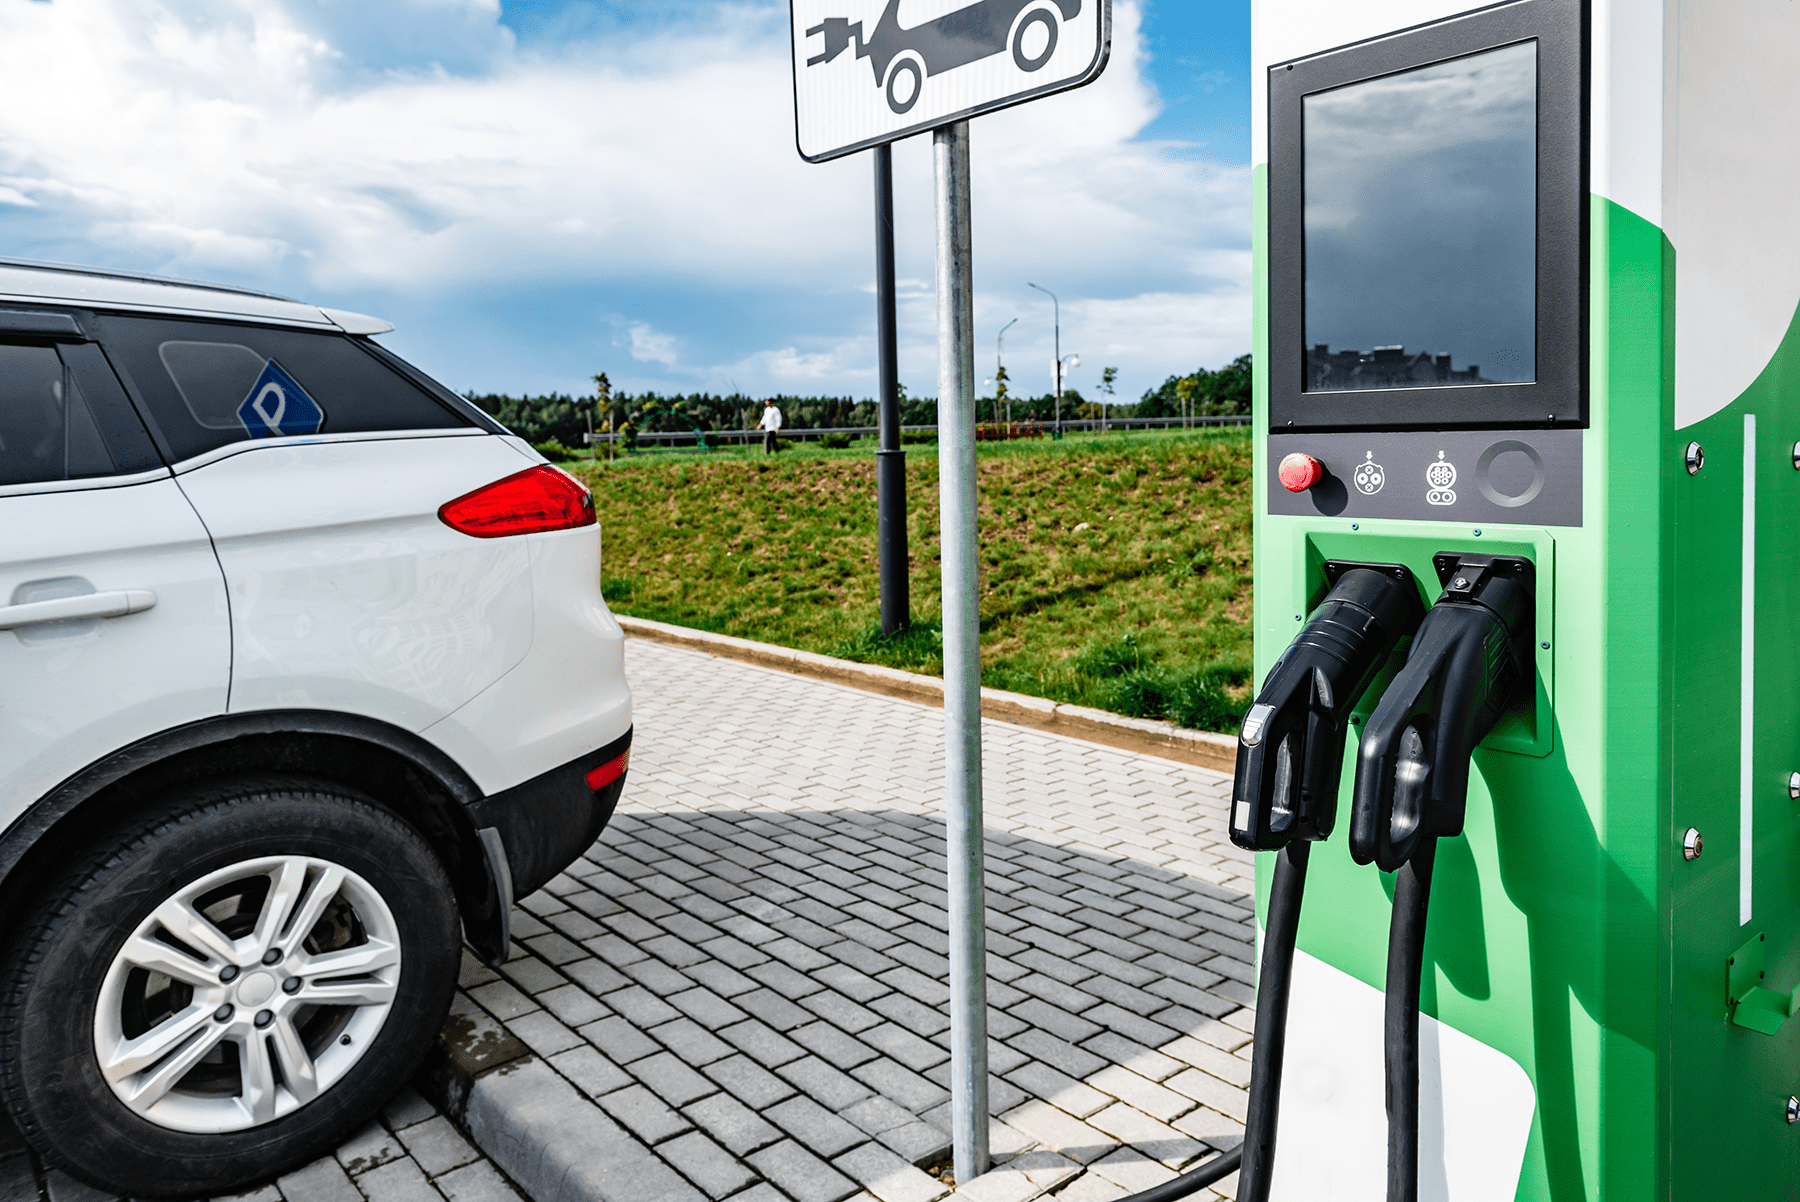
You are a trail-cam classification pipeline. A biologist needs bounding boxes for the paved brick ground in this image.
[451,637,1253,1202]
[0,1087,522,1202]
[1,635,1253,1202]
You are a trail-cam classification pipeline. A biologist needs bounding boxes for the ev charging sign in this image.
[237,360,325,439]
[790,0,1111,162]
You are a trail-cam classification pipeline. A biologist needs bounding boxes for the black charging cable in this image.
[1105,838,1310,1202]
[1382,835,1436,1202]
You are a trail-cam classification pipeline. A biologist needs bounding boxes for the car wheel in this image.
[0,777,461,1198]
[1012,8,1059,72]
[886,56,923,114]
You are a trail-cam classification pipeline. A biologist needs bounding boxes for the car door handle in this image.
[0,590,157,631]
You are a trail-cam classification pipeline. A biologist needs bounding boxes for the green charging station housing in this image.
[1250,0,1800,1195]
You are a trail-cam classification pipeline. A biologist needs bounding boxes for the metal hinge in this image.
[1729,932,1799,1035]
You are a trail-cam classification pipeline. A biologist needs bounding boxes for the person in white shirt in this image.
[758,399,783,454]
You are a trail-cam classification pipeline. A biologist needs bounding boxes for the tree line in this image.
[466,355,1251,448]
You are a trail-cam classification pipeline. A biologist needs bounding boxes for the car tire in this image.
[0,777,461,1198]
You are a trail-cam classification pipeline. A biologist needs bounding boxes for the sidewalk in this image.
[437,636,1253,1202]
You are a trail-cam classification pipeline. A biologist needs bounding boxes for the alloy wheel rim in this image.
[93,854,401,1133]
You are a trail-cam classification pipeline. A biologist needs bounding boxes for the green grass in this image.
[571,427,1254,731]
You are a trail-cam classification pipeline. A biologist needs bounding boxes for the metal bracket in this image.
[1728,932,1800,1035]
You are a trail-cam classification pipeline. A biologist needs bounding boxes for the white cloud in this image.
[626,321,679,365]
[0,0,1250,400]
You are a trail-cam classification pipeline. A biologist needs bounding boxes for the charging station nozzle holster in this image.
[1230,564,1425,852]
[1349,555,1536,872]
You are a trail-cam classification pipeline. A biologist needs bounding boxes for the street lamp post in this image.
[1027,282,1063,437]
[996,317,1017,426]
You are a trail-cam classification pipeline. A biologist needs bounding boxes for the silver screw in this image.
[1452,577,1469,589]
[254,1010,274,1029]
[1350,523,1359,530]
[283,977,302,995]
[262,949,282,966]
[1790,772,1800,801]
[1683,828,1704,861]
[1789,1096,1799,1125]
[1541,641,1551,650]
[1473,529,1482,536]
[1792,442,1800,472]
[341,1034,354,1046]
[1687,442,1705,475]
[219,965,239,983]
[214,1004,234,1023]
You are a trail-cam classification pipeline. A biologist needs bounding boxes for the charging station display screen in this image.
[1302,41,1537,393]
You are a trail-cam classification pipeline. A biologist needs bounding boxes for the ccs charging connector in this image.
[1349,553,1536,1202]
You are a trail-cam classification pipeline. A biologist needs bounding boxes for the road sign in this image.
[790,0,1111,162]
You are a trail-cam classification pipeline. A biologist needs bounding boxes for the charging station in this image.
[1226,0,1800,1197]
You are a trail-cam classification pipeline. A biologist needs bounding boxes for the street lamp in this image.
[1027,282,1066,437]
[995,317,1018,426]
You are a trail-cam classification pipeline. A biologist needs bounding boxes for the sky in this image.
[0,0,1250,405]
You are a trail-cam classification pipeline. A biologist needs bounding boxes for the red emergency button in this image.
[1278,452,1325,492]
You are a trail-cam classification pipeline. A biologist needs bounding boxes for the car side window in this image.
[0,339,161,487]
[96,314,472,463]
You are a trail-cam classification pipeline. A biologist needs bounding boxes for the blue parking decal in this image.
[237,359,325,438]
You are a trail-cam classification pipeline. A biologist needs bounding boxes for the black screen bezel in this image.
[1267,0,1587,432]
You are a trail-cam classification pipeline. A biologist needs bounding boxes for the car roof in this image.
[0,258,394,335]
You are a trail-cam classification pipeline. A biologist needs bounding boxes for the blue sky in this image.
[0,0,1249,404]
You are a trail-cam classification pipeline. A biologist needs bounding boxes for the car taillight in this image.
[439,465,596,538]
[585,750,629,791]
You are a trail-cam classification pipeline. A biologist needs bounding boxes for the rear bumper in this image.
[467,727,631,901]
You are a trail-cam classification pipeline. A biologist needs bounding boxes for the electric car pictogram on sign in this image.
[807,0,1082,114]
[790,0,1111,162]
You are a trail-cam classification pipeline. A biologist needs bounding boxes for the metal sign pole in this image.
[933,119,990,1185]
[874,144,909,635]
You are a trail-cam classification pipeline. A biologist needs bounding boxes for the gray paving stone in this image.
[660,1131,760,1199]
[394,1114,481,1177]
[584,1014,662,1064]
[337,1119,405,1175]
[354,1157,439,1202]
[704,1054,798,1109]
[683,1092,784,1156]
[499,954,570,996]
[536,982,609,1028]
[468,979,541,1022]
[550,1045,634,1099]
[507,1011,584,1059]
[849,1059,949,1113]
[777,1055,877,1110]
[383,1086,439,1131]
[563,957,632,995]
[435,1159,521,1202]
[636,1050,722,1107]
[275,1156,363,1202]
[747,1141,860,1202]
[831,1143,949,1202]
[766,1096,869,1158]
[791,1021,882,1069]
[600,1083,694,1145]
[718,1019,806,1068]
[652,1017,736,1066]
[734,987,816,1032]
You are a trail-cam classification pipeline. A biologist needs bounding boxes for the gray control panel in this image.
[1266,429,1582,526]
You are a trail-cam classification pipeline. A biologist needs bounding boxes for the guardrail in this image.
[582,414,1249,448]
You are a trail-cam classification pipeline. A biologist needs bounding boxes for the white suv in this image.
[0,260,632,1195]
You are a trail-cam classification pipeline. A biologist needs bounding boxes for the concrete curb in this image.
[613,615,1239,776]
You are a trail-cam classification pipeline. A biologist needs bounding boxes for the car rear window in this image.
[0,338,161,487]
[96,314,471,463]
